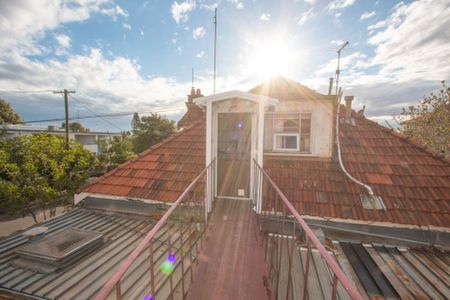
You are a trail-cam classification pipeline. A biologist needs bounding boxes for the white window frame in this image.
[273,133,300,151]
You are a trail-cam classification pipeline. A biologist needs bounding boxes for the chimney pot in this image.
[196,88,201,96]
[328,78,334,95]
[344,95,354,120]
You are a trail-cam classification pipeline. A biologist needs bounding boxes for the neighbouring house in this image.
[1,124,122,154]
[0,77,448,299]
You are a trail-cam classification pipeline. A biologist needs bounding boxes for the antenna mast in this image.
[335,41,349,96]
[213,7,217,95]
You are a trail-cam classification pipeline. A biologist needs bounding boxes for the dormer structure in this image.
[194,90,277,199]
[194,77,336,202]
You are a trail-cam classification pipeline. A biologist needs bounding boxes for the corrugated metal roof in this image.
[0,205,202,299]
[268,235,450,300]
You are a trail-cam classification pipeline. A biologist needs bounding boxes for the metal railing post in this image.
[302,239,311,300]
[252,159,363,300]
[95,160,215,300]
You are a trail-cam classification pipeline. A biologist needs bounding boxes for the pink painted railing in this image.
[253,159,363,300]
[95,160,215,300]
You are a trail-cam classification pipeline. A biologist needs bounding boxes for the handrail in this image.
[95,159,215,300]
[253,159,363,300]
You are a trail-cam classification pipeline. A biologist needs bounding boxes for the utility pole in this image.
[213,7,217,95]
[335,41,349,96]
[53,89,75,149]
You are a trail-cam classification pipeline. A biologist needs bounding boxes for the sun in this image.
[242,39,295,79]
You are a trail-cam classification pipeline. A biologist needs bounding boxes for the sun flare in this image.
[243,39,295,79]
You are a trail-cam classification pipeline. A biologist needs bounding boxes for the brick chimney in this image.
[344,96,354,121]
[177,86,204,129]
[328,78,334,95]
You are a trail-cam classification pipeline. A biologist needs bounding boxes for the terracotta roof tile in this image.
[81,88,449,227]
[265,109,450,228]
[81,119,206,203]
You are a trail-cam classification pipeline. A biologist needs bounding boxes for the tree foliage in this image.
[61,122,90,132]
[397,81,449,155]
[0,133,94,221]
[0,99,22,124]
[131,113,176,153]
[97,135,134,168]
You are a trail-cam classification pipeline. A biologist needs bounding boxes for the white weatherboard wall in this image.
[264,99,334,158]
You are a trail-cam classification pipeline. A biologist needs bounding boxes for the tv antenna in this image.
[335,41,349,96]
[213,7,217,95]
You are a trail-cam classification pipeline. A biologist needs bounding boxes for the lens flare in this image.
[160,254,176,275]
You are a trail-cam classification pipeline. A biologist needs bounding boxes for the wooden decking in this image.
[186,198,272,300]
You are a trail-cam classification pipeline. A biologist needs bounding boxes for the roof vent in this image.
[14,228,104,273]
[360,194,386,210]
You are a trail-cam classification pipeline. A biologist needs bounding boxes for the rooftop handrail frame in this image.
[253,159,363,300]
[95,159,216,300]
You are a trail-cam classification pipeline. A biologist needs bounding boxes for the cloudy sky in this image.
[0,0,449,131]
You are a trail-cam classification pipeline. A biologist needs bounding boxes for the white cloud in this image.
[100,4,128,21]
[55,34,71,48]
[368,20,387,31]
[123,22,131,30]
[193,26,206,39]
[228,0,244,10]
[297,8,314,26]
[0,0,127,56]
[327,0,356,11]
[360,11,376,20]
[315,52,368,76]
[303,0,317,4]
[260,13,271,21]
[367,0,450,82]
[330,39,344,45]
[199,3,217,11]
[196,51,205,58]
[308,0,450,117]
[171,0,195,24]
[140,28,144,36]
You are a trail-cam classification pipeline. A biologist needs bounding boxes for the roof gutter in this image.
[335,91,374,196]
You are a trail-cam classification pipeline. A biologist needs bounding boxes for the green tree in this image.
[97,135,134,168]
[0,99,22,124]
[131,113,176,153]
[131,112,141,135]
[61,122,90,132]
[396,81,449,155]
[0,133,94,221]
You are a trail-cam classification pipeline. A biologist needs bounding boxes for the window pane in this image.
[300,118,311,134]
[300,116,311,152]
[274,114,299,133]
[300,136,310,152]
[275,135,298,150]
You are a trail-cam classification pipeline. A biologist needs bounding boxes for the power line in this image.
[21,107,186,124]
[69,94,124,132]
[0,90,56,94]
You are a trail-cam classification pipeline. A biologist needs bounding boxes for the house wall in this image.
[264,99,334,157]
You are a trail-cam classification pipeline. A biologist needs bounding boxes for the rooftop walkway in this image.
[186,198,272,300]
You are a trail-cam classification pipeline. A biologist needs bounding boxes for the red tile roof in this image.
[81,119,205,203]
[249,76,335,102]
[81,78,450,228]
[264,109,450,228]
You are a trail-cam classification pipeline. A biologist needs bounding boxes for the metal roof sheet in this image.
[0,205,197,299]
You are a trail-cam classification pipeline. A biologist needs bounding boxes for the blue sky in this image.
[0,0,449,132]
